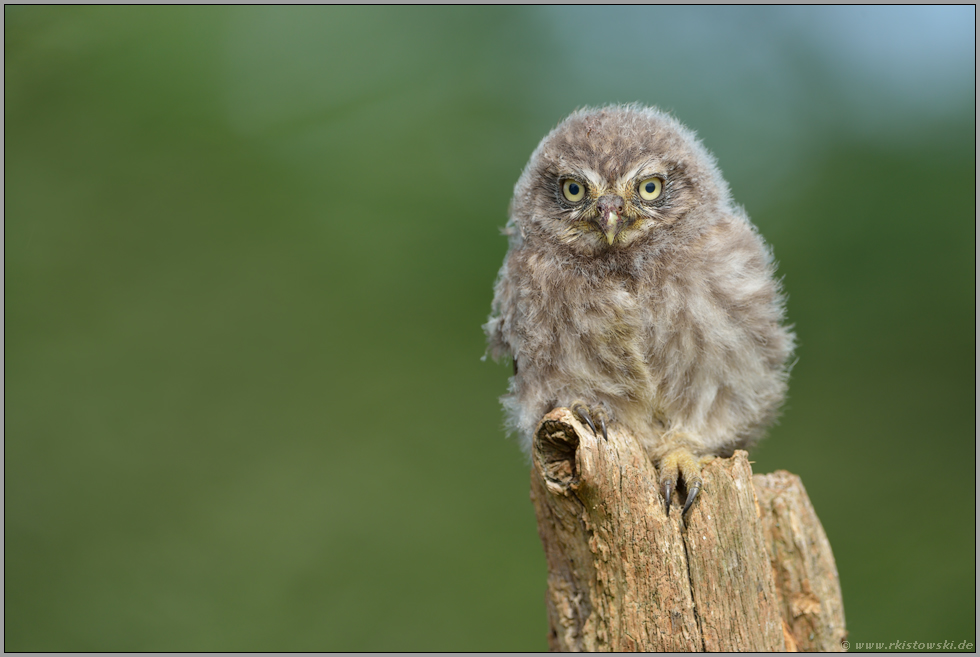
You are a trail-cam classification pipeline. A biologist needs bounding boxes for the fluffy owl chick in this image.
[484,104,795,515]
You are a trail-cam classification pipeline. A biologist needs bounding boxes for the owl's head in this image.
[510,105,732,256]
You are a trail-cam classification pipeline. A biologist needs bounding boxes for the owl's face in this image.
[511,106,730,256]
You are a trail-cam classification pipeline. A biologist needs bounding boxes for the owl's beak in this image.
[596,194,626,245]
[600,214,620,245]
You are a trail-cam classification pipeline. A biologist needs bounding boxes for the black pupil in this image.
[645,181,657,194]
[568,182,580,196]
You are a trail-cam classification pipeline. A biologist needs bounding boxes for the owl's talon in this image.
[682,478,702,516]
[658,448,704,517]
[572,403,597,436]
[570,401,609,441]
[662,478,674,515]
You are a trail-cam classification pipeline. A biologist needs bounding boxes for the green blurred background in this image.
[5,6,975,651]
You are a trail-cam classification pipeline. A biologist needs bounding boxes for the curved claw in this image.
[599,416,607,441]
[682,479,702,516]
[661,478,673,516]
[575,408,598,437]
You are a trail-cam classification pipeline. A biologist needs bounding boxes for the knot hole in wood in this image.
[533,418,581,494]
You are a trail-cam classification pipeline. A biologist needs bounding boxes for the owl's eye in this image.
[561,179,586,203]
[638,177,664,201]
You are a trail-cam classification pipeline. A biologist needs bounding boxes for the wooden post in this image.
[530,408,847,652]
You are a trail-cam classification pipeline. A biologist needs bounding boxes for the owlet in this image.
[484,104,795,515]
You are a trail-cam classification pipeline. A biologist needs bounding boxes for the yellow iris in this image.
[562,179,585,202]
[638,177,663,201]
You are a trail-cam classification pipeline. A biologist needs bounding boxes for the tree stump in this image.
[530,407,846,652]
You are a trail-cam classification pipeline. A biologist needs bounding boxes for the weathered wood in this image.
[530,407,845,652]
[754,471,848,652]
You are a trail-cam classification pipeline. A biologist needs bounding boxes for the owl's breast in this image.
[526,268,655,404]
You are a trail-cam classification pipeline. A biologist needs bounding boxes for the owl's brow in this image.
[618,160,664,186]
[554,167,605,191]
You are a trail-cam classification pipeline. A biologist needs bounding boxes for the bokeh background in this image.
[5,6,975,651]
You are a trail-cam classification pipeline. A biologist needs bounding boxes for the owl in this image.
[484,104,795,515]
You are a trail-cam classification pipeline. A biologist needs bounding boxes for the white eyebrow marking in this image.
[618,159,661,187]
[580,168,606,191]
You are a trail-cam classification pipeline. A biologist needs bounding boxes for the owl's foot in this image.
[570,401,608,441]
[658,449,704,517]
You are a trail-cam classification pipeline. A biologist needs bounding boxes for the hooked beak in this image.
[599,212,620,245]
[595,194,626,245]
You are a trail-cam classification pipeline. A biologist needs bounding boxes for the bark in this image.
[530,407,846,652]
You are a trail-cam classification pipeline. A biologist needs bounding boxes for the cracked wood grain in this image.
[530,407,845,652]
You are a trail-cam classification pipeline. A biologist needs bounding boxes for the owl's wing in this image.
[483,254,519,364]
